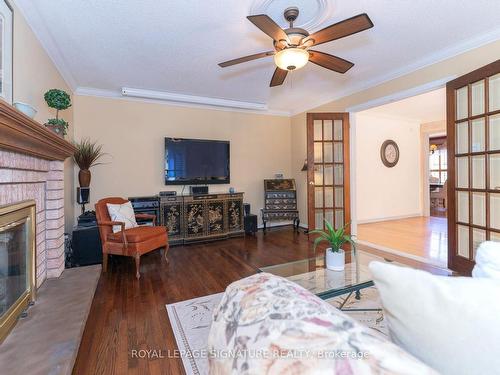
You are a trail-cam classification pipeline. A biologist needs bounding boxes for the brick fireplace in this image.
[0,100,75,288]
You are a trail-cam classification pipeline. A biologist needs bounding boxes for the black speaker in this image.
[71,225,102,266]
[190,186,209,195]
[243,203,251,216]
[77,187,90,204]
[244,214,258,235]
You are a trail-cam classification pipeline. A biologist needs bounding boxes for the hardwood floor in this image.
[357,216,448,266]
[73,227,448,375]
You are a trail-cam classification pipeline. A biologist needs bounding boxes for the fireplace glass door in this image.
[0,201,36,343]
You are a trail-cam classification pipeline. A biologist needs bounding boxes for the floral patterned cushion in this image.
[208,273,437,375]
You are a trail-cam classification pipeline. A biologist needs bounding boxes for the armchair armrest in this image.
[97,221,128,247]
[135,213,156,225]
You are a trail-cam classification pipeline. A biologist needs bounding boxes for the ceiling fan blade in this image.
[247,14,290,43]
[270,67,288,87]
[308,50,354,73]
[303,13,373,47]
[218,51,275,67]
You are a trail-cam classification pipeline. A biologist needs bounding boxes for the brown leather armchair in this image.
[95,197,169,279]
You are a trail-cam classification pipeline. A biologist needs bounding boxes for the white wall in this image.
[354,112,422,223]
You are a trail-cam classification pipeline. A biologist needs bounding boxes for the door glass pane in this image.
[472,229,486,259]
[456,121,468,154]
[491,231,500,243]
[323,120,333,140]
[471,156,485,189]
[323,143,333,162]
[315,187,323,208]
[491,193,500,230]
[324,165,333,185]
[315,210,324,230]
[334,143,343,162]
[457,191,469,223]
[489,154,500,190]
[456,157,469,188]
[472,192,486,226]
[457,225,469,258]
[325,209,334,227]
[489,73,500,112]
[314,120,323,141]
[314,142,323,162]
[324,187,333,207]
[489,114,500,151]
[456,86,468,120]
[314,165,323,185]
[334,209,344,230]
[333,120,343,141]
[335,188,344,208]
[471,118,485,152]
[471,80,485,116]
[334,164,343,185]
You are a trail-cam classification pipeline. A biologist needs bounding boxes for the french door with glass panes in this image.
[307,113,350,235]
[447,60,500,274]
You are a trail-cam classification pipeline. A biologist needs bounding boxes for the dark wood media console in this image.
[160,193,244,244]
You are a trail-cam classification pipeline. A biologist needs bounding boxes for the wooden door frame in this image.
[306,112,351,233]
[447,59,500,273]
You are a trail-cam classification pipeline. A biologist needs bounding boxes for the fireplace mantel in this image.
[0,100,76,161]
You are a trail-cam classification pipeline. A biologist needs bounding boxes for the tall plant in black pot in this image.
[44,89,72,137]
[73,139,106,187]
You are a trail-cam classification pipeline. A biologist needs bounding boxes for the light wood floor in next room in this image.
[357,216,448,267]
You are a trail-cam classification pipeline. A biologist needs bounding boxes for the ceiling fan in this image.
[218,7,373,87]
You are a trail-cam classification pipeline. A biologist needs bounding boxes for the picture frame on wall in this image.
[0,0,13,104]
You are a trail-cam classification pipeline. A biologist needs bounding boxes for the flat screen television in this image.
[164,138,230,185]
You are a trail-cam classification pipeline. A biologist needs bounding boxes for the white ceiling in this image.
[15,0,500,115]
[361,88,446,123]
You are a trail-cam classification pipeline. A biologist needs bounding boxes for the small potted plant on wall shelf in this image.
[44,89,71,137]
[311,221,355,271]
[73,139,106,188]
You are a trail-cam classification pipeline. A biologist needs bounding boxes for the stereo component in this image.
[190,186,209,195]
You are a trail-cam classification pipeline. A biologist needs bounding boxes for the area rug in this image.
[166,286,386,375]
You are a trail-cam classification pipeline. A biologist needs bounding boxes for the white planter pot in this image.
[325,248,345,271]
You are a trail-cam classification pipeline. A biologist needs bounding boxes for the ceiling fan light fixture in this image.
[274,48,309,71]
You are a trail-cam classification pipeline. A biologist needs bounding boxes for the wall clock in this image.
[380,140,399,168]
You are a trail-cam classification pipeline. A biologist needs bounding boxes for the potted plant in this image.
[310,220,356,271]
[44,89,71,137]
[73,139,106,187]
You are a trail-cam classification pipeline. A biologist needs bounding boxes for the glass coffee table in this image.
[259,251,385,311]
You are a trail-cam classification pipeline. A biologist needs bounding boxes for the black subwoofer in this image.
[244,214,258,235]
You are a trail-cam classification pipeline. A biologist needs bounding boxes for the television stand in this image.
[160,192,244,244]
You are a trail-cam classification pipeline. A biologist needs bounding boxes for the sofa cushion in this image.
[107,226,165,243]
[370,261,500,375]
[208,272,436,374]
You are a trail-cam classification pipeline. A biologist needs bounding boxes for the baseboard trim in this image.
[357,213,422,225]
[357,239,448,269]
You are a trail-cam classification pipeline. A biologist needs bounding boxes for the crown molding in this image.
[75,87,291,117]
[14,0,78,90]
[290,27,500,116]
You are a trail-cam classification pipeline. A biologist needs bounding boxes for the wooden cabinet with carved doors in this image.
[160,193,244,244]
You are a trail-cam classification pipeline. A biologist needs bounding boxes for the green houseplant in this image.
[44,89,71,136]
[73,139,106,187]
[310,220,356,271]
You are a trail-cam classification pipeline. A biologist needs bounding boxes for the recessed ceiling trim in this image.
[75,87,291,117]
[290,26,500,116]
[122,87,268,111]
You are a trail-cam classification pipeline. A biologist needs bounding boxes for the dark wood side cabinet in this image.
[261,179,300,232]
[160,193,244,244]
